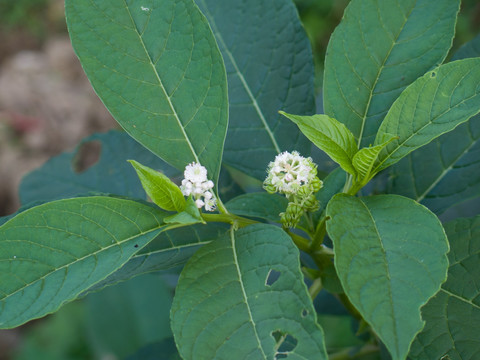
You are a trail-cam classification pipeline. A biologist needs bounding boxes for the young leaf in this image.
[171,224,328,359]
[409,216,480,360]
[164,197,204,225]
[195,0,315,180]
[353,135,397,183]
[66,0,228,183]
[0,197,167,329]
[20,131,179,205]
[326,194,449,360]
[324,0,459,147]
[374,58,480,172]
[128,160,186,212]
[280,112,358,176]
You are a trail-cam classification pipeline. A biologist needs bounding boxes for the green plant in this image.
[2,0,480,359]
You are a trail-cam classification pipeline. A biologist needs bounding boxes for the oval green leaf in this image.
[410,216,480,360]
[196,0,315,180]
[66,0,228,182]
[129,160,186,212]
[171,224,327,359]
[374,58,480,172]
[324,0,459,147]
[326,194,449,360]
[280,112,358,176]
[0,196,167,329]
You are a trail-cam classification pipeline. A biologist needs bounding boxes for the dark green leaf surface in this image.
[85,224,227,293]
[389,38,480,215]
[280,112,358,176]
[196,0,315,179]
[326,194,449,360]
[0,197,167,328]
[374,58,480,172]
[324,0,459,147]
[129,160,186,212]
[126,339,180,360]
[314,167,346,220]
[226,192,288,222]
[171,224,328,359]
[410,216,480,360]
[66,0,228,182]
[19,131,179,205]
[86,274,173,358]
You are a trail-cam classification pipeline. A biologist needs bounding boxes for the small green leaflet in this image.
[280,112,358,176]
[164,197,205,226]
[129,160,186,212]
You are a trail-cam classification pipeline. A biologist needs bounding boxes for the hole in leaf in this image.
[431,71,437,78]
[265,269,281,286]
[272,330,298,359]
[73,140,102,173]
[301,309,308,318]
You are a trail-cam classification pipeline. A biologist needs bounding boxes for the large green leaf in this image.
[324,0,459,147]
[280,112,358,176]
[171,224,328,359]
[19,131,179,205]
[196,0,315,180]
[388,37,480,215]
[66,0,228,183]
[410,216,480,360]
[374,58,480,172]
[326,194,449,360]
[0,197,167,329]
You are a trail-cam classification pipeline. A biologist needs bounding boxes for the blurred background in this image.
[0,0,479,359]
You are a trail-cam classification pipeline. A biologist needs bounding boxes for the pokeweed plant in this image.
[1,0,480,359]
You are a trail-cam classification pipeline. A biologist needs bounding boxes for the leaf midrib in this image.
[229,227,267,359]
[355,0,416,147]
[123,0,200,163]
[0,224,164,304]
[198,0,281,154]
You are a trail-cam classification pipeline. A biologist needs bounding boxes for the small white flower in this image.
[180,162,217,211]
[264,151,317,195]
[184,162,208,183]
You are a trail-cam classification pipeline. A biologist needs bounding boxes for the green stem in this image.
[201,213,257,228]
[337,293,363,321]
[328,344,379,360]
[308,278,323,300]
[285,230,310,252]
[310,216,327,253]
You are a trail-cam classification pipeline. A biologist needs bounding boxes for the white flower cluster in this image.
[264,151,317,195]
[180,162,216,211]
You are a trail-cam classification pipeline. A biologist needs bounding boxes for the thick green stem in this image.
[310,216,327,253]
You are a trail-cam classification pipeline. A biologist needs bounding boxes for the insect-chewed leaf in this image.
[66,0,228,183]
[171,224,328,359]
[326,194,449,360]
